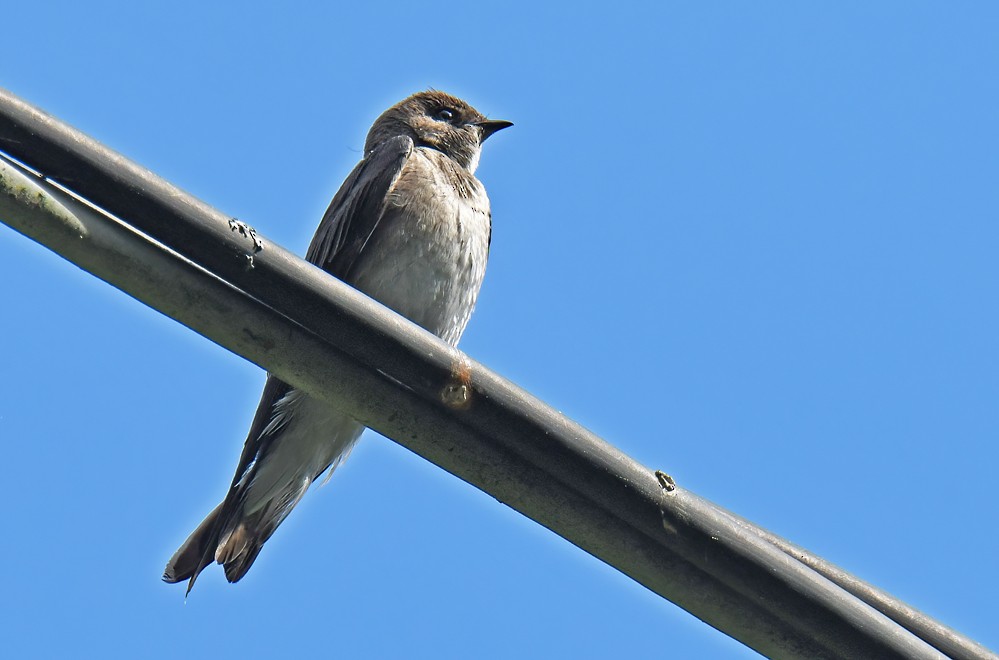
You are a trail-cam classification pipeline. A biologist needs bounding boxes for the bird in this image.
[163,90,511,592]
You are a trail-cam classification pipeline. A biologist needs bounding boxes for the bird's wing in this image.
[229,135,414,492]
[306,135,415,278]
[165,136,414,590]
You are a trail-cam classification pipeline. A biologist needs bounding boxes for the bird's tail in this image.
[162,502,224,592]
[164,386,364,592]
[163,478,311,591]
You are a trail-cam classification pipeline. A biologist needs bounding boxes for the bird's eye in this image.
[435,108,455,122]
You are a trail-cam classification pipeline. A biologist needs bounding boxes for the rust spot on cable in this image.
[441,355,473,410]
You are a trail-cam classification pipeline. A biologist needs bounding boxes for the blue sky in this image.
[2,2,997,658]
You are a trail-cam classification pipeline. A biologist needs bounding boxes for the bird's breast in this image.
[349,149,491,345]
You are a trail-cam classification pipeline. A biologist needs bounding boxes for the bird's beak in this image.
[473,119,513,143]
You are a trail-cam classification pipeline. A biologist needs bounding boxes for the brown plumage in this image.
[163,91,510,592]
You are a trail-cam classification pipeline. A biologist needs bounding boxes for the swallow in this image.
[164,90,511,592]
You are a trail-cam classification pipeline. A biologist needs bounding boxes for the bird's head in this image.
[365,90,511,173]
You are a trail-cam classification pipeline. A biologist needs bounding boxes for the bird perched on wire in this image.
[163,90,511,592]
